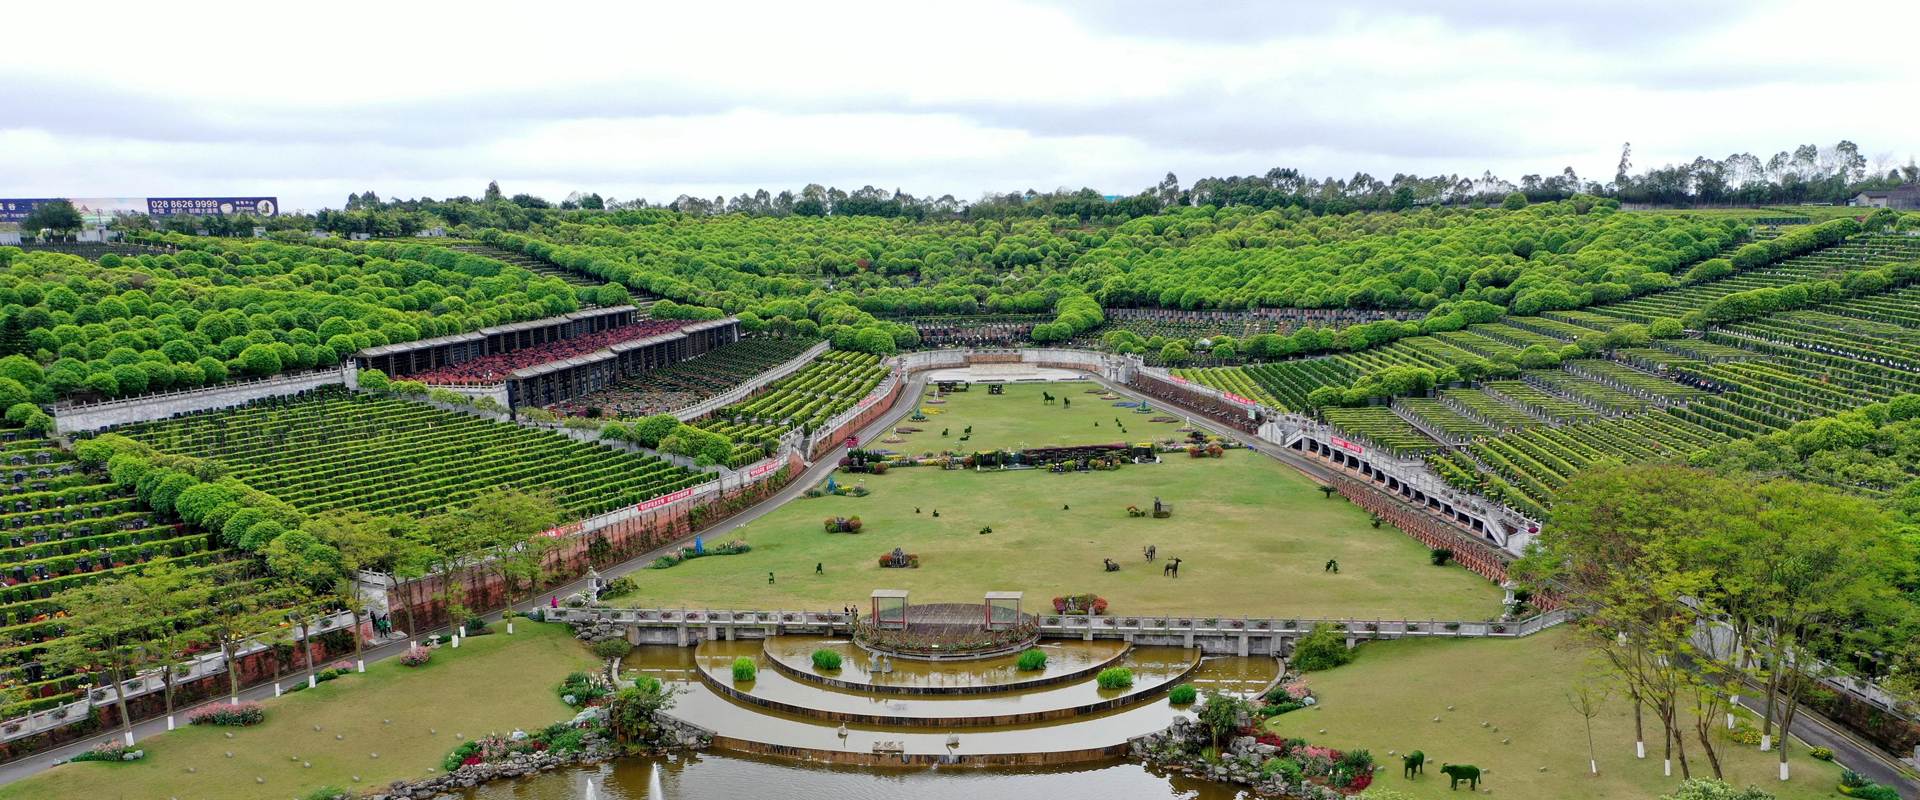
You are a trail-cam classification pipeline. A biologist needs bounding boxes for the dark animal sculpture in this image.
[1402,750,1425,778]
[1440,763,1480,790]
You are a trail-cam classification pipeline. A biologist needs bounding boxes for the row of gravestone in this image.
[3,526,169,563]
[5,502,127,523]
[8,465,75,482]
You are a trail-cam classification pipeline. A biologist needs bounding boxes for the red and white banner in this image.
[1330,436,1364,455]
[538,521,584,539]
[1223,392,1254,406]
[1169,375,1190,384]
[747,461,779,478]
[637,486,696,513]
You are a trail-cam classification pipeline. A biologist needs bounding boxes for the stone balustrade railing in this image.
[544,606,1567,639]
[0,609,358,743]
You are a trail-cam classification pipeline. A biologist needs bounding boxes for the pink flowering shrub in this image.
[187,701,265,726]
[399,646,432,667]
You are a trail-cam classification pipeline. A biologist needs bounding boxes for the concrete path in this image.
[0,374,930,787]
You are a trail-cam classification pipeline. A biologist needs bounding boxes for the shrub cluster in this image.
[1015,648,1047,671]
[187,701,265,726]
[1095,667,1134,689]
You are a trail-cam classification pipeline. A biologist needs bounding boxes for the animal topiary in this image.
[1439,763,1480,790]
[1402,750,1425,778]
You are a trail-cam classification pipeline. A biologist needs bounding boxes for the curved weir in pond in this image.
[624,644,1278,766]
[698,639,1199,726]
[760,635,1129,694]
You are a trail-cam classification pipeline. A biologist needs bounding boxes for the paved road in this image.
[1734,692,1919,799]
[0,374,930,787]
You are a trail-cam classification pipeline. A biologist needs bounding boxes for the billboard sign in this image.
[1,197,278,223]
[0,198,145,224]
[1330,436,1364,455]
[148,197,278,217]
[0,199,57,223]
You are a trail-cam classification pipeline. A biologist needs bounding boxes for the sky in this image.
[3,0,1916,212]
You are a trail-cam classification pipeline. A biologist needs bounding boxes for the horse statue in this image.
[1439,763,1480,790]
[1401,750,1425,778]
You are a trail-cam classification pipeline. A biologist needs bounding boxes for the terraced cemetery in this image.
[688,349,889,441]
[116,389,704,518]
[553,337,819,418]
[1172,230,1920,521]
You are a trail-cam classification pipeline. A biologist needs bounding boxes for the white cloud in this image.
[2,0,1916,210]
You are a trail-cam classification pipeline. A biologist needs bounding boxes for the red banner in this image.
[1169,375,1189,384]
[1330,436,1364,454]
[1223,392,1253,406]
[748,461,779,478]
[538,521,584,539]
[637,486,696,513]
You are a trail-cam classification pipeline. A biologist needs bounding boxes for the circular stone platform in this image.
[763,635,1129,695]
[853,603,1040,661]
[698,639,1200,727]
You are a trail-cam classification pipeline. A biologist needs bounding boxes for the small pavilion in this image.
[870,589,909,630]
[984,591,1024,630]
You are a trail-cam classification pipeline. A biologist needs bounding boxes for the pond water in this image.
[476,644,1274,798]
[457,752,1256,800]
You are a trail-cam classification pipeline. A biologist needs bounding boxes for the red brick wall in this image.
[386,450,808,629]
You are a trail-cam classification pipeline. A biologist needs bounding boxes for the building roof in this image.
[870,589,910,599]
[984,591,1023,601]
[1856,185,1920,197]
[356,331,485,358]
[353,306,642,359]
[678,316,740,334]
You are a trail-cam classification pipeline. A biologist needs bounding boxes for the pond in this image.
[457,751,1257,800]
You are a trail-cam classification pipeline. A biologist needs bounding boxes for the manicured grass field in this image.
[892,382,1184,453]
[1263,628,1844,800]
[0,623,594,800]
[617,384,1501,620]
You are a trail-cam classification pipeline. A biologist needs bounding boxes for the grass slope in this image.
[618,385,1500,619]
[1264,628,1844,800]
[895,382,1183,452]
[0,623,593,800]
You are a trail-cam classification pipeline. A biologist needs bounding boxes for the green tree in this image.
[1197,690,1254,748]
[45,574,169,745]
[201,569,287,704]
[608,676,680,749]
[22,200,84,240]
[1291,622,1355,671]
[1501,192,1529,211]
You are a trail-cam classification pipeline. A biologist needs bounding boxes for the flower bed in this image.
[187,701,264,727]
[650,540,751,569]
[399,646,433,667]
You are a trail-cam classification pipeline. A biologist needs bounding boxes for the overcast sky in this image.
[4,0,1915,212]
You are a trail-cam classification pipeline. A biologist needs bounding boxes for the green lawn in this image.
[893,382,1184,453]
[1264,628,1845,800]
[618,384,1501,619]
[0,623,594,800]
